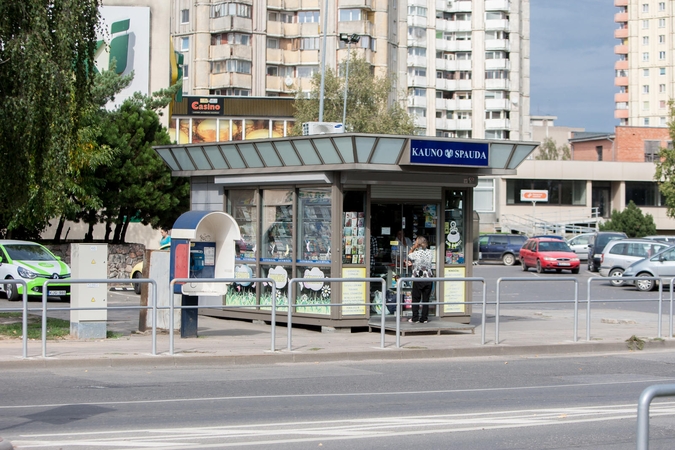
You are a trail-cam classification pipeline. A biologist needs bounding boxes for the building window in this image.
[266,66,278,76]
[181,9,189,23]
[267,38,279,49]
[407,5,427,16]
[408,67,427,77]
[643,85,650,94]
[485,70,507,79]
[297,65,319,77]
[485,51,507,59]
[644,101,650,110]
[644,69,650,76]
[660,100,667,109]
[296,37,319,50]
[626,182,664,206]
[660,35,666,43]
[659,18,666,27]
[643,19,649,29]
[661,117,668,126]
[643,36,649,45]
[339,9,362,21]
[474,178,495,213]
[596,146,603,161]
[486,11,506,20]
[457,111,471,119]
[212,33,251,45]
[660,51,666,60]
[643,52,650,61]
[643,3,649,12]
[408,26,425,38]
[408,47,427,57]
[506,180,586,206]
[410,87,426,97]
[644,117,650,126]
[268,11,278,21]
[210,2,252,18]
[660,84,666,92]
[660,67,666,75]
[409,107,426,118]
[659,2,666,11]
[183,64,188,78]
[645,141,660,162]
[298,10,320,23]
[181,37,189,51]
[211,59,252,74]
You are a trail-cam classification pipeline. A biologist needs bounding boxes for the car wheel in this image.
[4,276,19,301]
[502,253,516,266]
[521,259,528,272]
[571,267,580,274]
[536,260,544,274]
[133,272,142,295]
[609,268,624,286]
[636,273,655,292]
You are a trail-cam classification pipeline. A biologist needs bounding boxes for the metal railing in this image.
[286,277,386,350]
[636,384,675,449]
[41,278,158,357]
[0,279,28,358]
[168,278,276,355]
[586,276,672,341]
[495,277,579,344]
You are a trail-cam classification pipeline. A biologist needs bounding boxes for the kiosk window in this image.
[298,187,331,263]
[227,189,258,262]
[262,189,294,262]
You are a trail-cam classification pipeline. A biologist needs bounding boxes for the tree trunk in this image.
[53,216,65,243]
[105,221,113,242]
[85,222,94,242]
[120,218,130,243]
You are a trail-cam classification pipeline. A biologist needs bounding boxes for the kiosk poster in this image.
[341,267,367,315]
[443,267,466,313]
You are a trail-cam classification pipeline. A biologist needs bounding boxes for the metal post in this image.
[495,278,501,344]
[270,284,277,352]
[380,278,386,349]
[637,384,675,450]
[586,278,592,341]
[21,284,27,359]
[670,280,674,338]
[574,278,579,342]
[342,41,350,128]
[318,0,329,122]
[658,283,663,338]
[41,287,48,358]
[480,280,487,345]
[395,279,402,348]
[287,280,294,351]
[150,279,157,356]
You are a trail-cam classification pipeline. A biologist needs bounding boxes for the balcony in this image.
[279,49,319,64]
[614,44,628,54]
[614,12,628,23]
[614,109,629,119]
[614,27,628,39]
[337,20,374,36]
[408,15,427,28]
[408,96,428,108]
[614,0,628,5]
[456,119,472,130]
[448,0,472,12]
[614,60,628,70]
[211,16,253,32]
[436,39,472,52]
[485,59,510,70]
[485,98,509,110]
[407,55,427,67]
[210,72,252,89]
[267,48,282,64]
[485,39,510,52]
[614,92,629,102]
[408,76,428,87]
[435,19,472,33]
[435,98,472,110]
[435,58,472,71]
[435,78,473,91]
[283,0,321,8]
[615,76,628,86]
[485,118,510,129]
[485,0,509,11]
[485,19,509,31]
[210,44,252,61]
[485,79,509,90]
[338,0,372,9]
[267,21,282,36]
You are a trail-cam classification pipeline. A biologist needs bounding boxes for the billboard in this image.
[410,139,489,167]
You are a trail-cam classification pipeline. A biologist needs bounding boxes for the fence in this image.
[636,384,675,450]
[3,274,675,358]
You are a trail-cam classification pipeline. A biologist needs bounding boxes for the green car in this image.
[0,240,71,301]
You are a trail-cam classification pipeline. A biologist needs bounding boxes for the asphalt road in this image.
[2,352,675,449]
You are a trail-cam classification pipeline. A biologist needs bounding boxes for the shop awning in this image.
[154,134,539,176]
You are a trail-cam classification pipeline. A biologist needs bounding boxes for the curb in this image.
[2,339,673,370]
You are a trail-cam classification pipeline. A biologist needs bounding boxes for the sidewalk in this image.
[1,307,673,368]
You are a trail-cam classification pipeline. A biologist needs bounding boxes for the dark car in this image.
[478,234,528,266]
[587,231,628,272]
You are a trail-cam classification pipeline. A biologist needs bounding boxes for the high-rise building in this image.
[171,0,531,140]
[614,0,672,127]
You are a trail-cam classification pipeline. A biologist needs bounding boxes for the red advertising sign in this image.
[520,190,549,202]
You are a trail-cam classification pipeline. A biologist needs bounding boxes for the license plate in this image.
[48,290,66,296]
[558,263,570,267]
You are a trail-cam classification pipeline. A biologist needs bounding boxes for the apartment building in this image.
[614,0,674,127]
[170,0,531,141]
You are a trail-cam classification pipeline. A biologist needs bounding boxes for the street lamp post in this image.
[339,33,360,130]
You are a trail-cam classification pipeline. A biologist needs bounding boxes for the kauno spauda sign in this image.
[410,139,489,167]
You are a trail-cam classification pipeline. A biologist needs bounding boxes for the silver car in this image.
[599,239,671,286]
[566,233,594,261]
[622,246,675,291]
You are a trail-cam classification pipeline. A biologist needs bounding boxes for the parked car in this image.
[566,233,594,261]
[519,237,581,274]
[478,234,528,266]
[587,231,628,272]
[130,242,170,294]
[0,240,71,301]
[643,235,675,243]
[599,239,671,286]
[532,235,565,241]
[622,246,675,291]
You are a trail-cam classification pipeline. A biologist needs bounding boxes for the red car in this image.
[519,237,581,274]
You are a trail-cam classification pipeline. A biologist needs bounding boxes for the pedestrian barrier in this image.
[586,276,672,341]
[495,277,579,344]
[393,276,487,348]
[41,278,158,357]
[286,277,387,350]
[0,279,28,358]
[168,278,275,355]
[636,384,675,450]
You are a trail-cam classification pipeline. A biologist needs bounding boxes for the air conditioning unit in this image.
[302,122,345,136]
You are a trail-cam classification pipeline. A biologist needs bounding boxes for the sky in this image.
[530,0,619,132]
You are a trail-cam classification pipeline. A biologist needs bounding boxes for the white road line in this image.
[11,403,675,449]
[1,377,674,411]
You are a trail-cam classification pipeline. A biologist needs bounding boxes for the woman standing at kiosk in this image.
[407,236,434,323]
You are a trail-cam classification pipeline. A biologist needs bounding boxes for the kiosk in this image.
[154,134,538,329]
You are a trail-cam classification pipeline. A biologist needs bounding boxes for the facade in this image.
[614,0,674,127]
[170,0,531,141]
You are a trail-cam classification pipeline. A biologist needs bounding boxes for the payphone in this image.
[169,211,240,337]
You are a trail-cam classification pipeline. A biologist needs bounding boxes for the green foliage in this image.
[0,313,70,340]
[292,54,415,135]
[0,0,100,235]
[654,101,675,219]
[599,201,657,237]
[535,137,571,161]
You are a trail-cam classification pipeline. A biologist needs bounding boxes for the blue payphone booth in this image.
[170,211,240,337]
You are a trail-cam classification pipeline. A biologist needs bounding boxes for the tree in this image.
[0,0,101,236]
[535,137,571,160]
[654,101,675,218]
[292,54,415,135]
[599,201,657,237]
